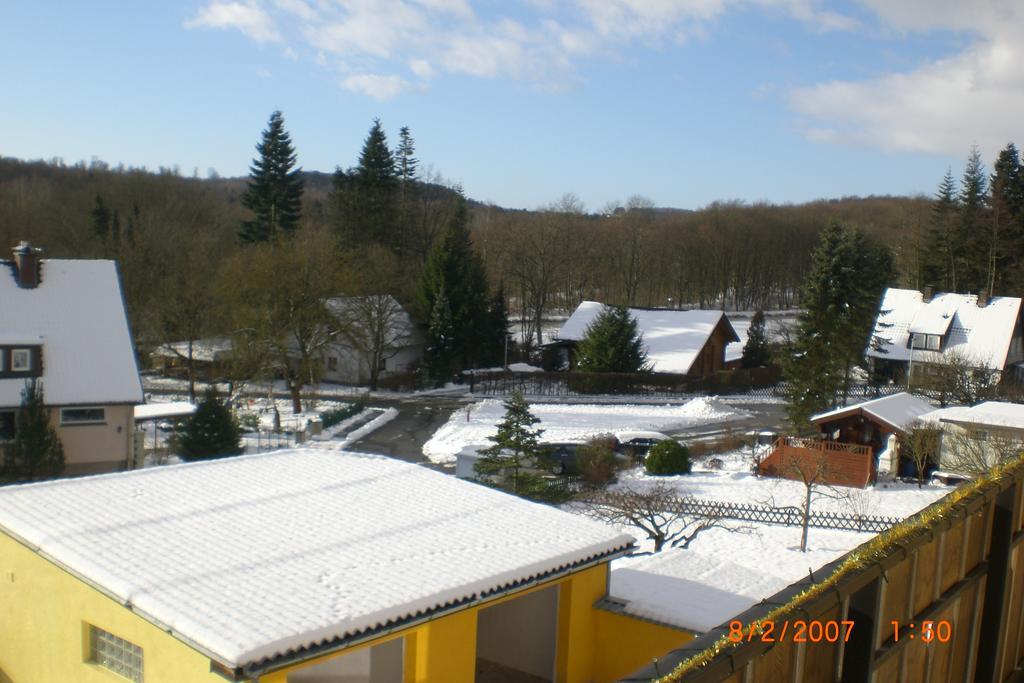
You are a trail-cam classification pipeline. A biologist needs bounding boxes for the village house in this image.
[0,449,693,683]
[0,242,143,476]
[551,301,740,377]
[322,294,425,386]
[866,287,1024,384]
[921,401,1024,476]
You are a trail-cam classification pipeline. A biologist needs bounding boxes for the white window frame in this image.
[10,348,31,372]
[60,406,106,425]
[87,624,144,682]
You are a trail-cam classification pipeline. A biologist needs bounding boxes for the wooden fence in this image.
[621,455,1024,683]
[758,437,876,489]
[666,497,901,535]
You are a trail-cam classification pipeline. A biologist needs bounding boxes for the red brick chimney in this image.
[12,242,42,288]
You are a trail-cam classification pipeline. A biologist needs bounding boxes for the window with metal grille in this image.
[88,625,144,682]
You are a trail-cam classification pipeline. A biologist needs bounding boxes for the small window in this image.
[11,348,31,372]
[61,407,106,425]
[327,356,339,372]
[88,625,144,682]
[0,411,14,441]
[379,357,387,371]
[926,335,941,351]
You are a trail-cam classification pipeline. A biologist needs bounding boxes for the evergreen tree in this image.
[331,119,399,250]
[485,283,511,367]
[176,388,243,461]
[90,193,111,241]
[740,310,770,368]
[239,110,304,244]
[419,194,493,378]
[575,306,650,373]
[396,125,418,187]
[424,286,455,380]
[990,143,1024,293]
[3,381,64,482]
[921,169,959,291]
[474,390,546,494]
[784,223,893,426]
[959,146,989,291]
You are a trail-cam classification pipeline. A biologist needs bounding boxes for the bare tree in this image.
[942,426,1024,476]
[898,422,942,487]
[777,448,847,552]
[915,348,1000,407]
[579,484,736,554]
[331,293,410,390]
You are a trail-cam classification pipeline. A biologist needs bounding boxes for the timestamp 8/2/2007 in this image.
[727,619,855,643]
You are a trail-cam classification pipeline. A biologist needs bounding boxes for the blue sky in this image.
[2,1,1021,211]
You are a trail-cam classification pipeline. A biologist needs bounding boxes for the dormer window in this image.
[911,333,942,351]
[0,345,41,377]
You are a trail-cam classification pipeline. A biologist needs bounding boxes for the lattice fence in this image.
[666,496,901,534]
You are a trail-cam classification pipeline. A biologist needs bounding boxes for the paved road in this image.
[346,396,470,466]
[665,400,790,443]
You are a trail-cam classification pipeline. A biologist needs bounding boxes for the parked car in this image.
[546,443,583,475]
[613,430,673,462]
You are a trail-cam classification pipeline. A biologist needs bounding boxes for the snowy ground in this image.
[422,397,749,464]
[594,459,952,633]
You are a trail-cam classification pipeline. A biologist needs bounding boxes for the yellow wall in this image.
[49,404,134,474]
[1,530,692,683]
[593,610,694,683]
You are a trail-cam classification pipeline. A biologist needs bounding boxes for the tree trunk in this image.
[289,378,302,415]
[187,338,196,402]
[800,485,812,552]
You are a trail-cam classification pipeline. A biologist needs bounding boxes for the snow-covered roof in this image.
[0,449,633,670]
[0,259,143,407]
[327,294,420,346]
[133,401,197,421]
[810,392,935,434]
[924,402,1024,431]
[555,301,738,374]
[867,288,1022,370]
[151,338,233,363]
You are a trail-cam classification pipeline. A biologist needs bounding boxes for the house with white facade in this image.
[866,287,1024,384]
[1,242,143,476]
[323,294,425,386]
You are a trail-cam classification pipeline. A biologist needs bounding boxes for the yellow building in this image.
[0,449,691,682]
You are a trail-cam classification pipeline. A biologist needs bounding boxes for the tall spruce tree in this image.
[575,306,650,373]
[990,143,1024,293]
[90,194,111,241]
[741,310,770,368]
[921,169,959,291]
[331,119,399,250]
[784,223,893,426]
[959,146,989,291]
[239,110,304,244]
[396,126,418,187]
[3,381,64,482]
[419,193,493,379]
[176,388,243,461]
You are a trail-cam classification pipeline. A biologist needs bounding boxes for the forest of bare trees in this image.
[0,154,934,358]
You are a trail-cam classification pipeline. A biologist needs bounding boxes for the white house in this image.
[921,401,1024,475]
[866,287,1024,382]
[552,302,740,376]
[0,242,143,475]
[322,294,425,386]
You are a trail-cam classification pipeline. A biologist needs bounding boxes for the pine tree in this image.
[396,125,418,186]
[990,143,1023,293]
[784,223,893,426]
[921,169,959,291]
[239,110,304,244]
[331,119,399,250]
[419,194,493,378]
[486,283,511,367]
[2,381,64,482]
[741,310,770,368]
[176,388,243,461]
[959,146,989,291]
[424,286,455,381]
[474,390,546,494]
[575,306,650,373]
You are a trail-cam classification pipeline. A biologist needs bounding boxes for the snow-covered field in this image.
[422,397,748,464]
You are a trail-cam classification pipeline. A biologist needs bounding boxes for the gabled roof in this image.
[327,294,421,347]
[0,259,143,406]
[867,288,1022,370]
[0,449,633,671]
[555,301,739,374]
[810,392,935,434]
[923,401,1024,431]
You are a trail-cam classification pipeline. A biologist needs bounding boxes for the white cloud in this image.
[185,1,282,43]
[789,3,1024,159]
[274,0,318,21]
[341,73,412,100]
[409,58,435,78]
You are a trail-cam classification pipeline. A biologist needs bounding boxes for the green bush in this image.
[320,401,365,429]
[177,388,243,461]
[644,440,692,476]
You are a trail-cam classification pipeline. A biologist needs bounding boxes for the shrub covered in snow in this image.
[645,440,692,476]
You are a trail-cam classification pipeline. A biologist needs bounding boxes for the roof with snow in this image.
[810,392,935,434]
[327,294,421,347]
[0,449,633,671]
[555,301,739,374]
[923,402,1024,431]
[133,401,197,421]
[867,288,1022,370]
[151,337,233,363]
[0,258,143,407]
